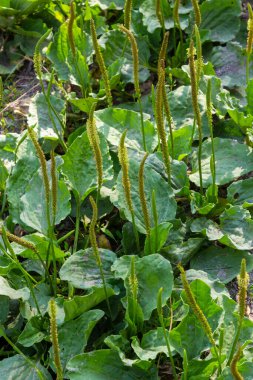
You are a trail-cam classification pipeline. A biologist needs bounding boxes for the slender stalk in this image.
[246,3,253,84]
[119,25,146,151]
[188,39,203,194]
[90,18,112,107]
[57,229,75,244]
[68,1,76,56]
[87,102,103,204]
[128,256,138,331]
[118,131,140,251]
[138,153,151,254]
[206,78,216,196]
[163,84,174,158]
[173,0,184,62]
[156,0,165,35]
[157,288,178,379]
[49,299,63,380]
[182,349,188,380]
[89,196,112,319]
[156,61,172,186]
[73,195,81,254]
[50,151,57,226]
[228,259,249,365]
[178,264,222,374]
[50,150,58,297]
[28,127,57,296]
[0,76,3,108]
[152,189,159,253]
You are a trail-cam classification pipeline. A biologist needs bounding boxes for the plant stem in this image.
[57,229,75,245]
[73,195,81,254]
[188,40,203,194]
[163,84,174,159]
[131,210,140,252]
[157,288,178,379]
[89,196,112,320]
[246,53,250,85]
[152,189,159,253]
[206,78,216,197]
[228,259,249,365]
[138,94,147,151]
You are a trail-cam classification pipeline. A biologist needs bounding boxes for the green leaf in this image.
[52,310,104,371]
[169,125,193,161]
[95,107,156,153]
[26,283,51,318]
[59,248,116,289]
[112,254,173,320]
[190,246,253,284]
[0,160,8,190]
[0,276,29,300]
[47,21,92,88]
[0,296,9,324]
[6,138,39,226]
[190,191,215,215]
[246,78,253,114]
[190,138,253,187]
[183,270,229,300]
[139,0,172,33]
[112,155,177,234]
[0,42,24,74]
[20,157,71,235]
[89,0,124,10]
[60,131,113,200]
[144,222,172,255]
[28,93,65,140]
[18,316,46,347]
[209,42,250,88]
[0,132,18,171]
[132,327,175,360]
[168,86,209,139]
[219,206,253,250]
[191,206,253,250]
[0,355,52,380]
[66,349,158,379]
[0,0,10,7]
[3,0,50,14]
[227,178,253,207]
[68,97,98,114]
[63,287,115,321]
[162,238,204,266]
[104,334,131,362]
[200,0,241,43]
[170,279,222,359]
[187,357,218,379]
